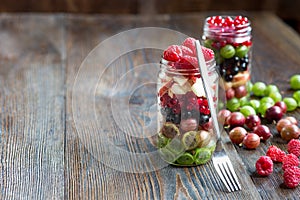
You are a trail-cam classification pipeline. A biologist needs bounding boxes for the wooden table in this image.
[0,12,299,200]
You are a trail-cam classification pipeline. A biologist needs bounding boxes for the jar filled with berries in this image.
[156,37,219,166]
[202,15,252,101]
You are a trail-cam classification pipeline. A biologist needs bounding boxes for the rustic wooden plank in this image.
[1,12,297,200]
[0,14,65,199]
[64,14,271,200]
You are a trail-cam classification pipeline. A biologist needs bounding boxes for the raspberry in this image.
[266,145,286,162]
[282,154,300,171]
[178,55,198,69]
[288,139,300,157]
[181,45,194,56]
[182,37,214,61]
[201,46,214,61]
[255,156,273,176]
[283,166,300,188]
[182,37,196,54]
[163,45,182,62]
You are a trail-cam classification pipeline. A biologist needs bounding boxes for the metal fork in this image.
[212,140,241,192]
[195,40,241,192]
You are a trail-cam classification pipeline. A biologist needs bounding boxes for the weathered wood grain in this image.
[0,14,65,199]
[64,14,263,200]
[0,12,299,200]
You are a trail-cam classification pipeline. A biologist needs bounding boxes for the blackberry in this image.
[161,107,172,116]
[166,112,181,124]
[241,55,249,64]
[182,110,199,120]
[233,56,240,63]
[199,114,210,126]
[224,57,236,66]
[173,114,181,124]
[166,114,173,122]
[220,67,227,77]
[229,66,239,76]
[225,74,233,82]
[239,62,248,72]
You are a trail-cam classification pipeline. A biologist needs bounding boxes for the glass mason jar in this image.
[202,15,252,101]
[156,57,219,166]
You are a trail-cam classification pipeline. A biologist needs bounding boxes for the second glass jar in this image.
[202,15,252,101]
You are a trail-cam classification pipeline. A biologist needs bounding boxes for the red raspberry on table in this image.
[282,154,300,171]
[283,166,300,188]
[288,139,300,157]
[255,156,273,176]
[163,45,182,62]
[266,145,286,162]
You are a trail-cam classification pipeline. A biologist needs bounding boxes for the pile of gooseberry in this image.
[218,74,300,148]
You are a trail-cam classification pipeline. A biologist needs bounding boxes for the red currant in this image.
[214,16,223,24]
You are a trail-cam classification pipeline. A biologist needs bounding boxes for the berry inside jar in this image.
[157,37,218,166]
[202,15,252,101]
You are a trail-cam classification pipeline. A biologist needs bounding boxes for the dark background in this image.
[0,0,300,32]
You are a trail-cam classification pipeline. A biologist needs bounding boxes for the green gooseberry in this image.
[235,45,249,58]
[220,44,235,59]
[283,97,298,111]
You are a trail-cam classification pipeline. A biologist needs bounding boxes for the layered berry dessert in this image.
[157,37,218,166]
[202,16,252,100]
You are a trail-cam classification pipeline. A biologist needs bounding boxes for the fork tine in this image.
[225,161,242,190]
[218,162,235,192]
[222,162,239,191]
[212,142,241,192]
[213,161,233,192]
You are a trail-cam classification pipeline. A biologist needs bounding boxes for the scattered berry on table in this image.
[280,124,300,141]
[227,112,246,128]
[252,82,266,97]
[276,118,292,133]
[253,125,272,141]
[234,85,248,98]
[290,74,300,90]
[293,90,300,106]
[242,133,260,149]
[283,97,298,112]
[265,105,283,122]
[226,97,240,112]
[266,145,286,162]
[217,109,231,125]
[229,127,247,145]
[285,116,298,125]
[240,105,256,117]
[274,101,287,114]
[282,154,300,171]
[245,114,261,130]
[255,156,273,176]
[264,84,279,96]
[287,139,300,157]
[283,166,300,188]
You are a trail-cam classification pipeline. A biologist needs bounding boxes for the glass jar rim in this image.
[203,15,252,37]
[204,15,251,26]
[160,57,216,74]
